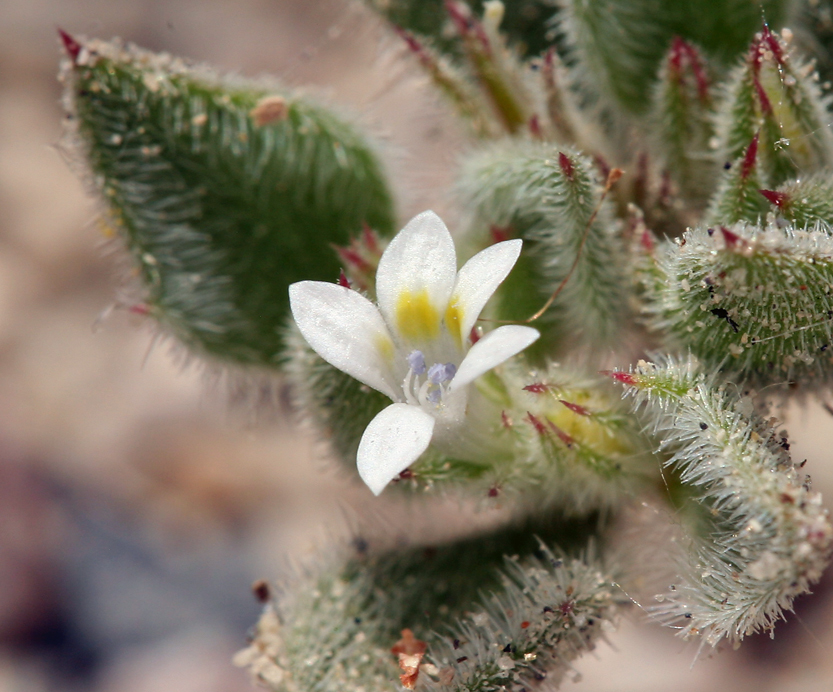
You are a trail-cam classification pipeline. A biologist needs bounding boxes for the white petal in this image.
[289,281,398,400]
[446,239,522,348]
[357,403,435,495]
[450,325,540,390]
[375,211,457,343]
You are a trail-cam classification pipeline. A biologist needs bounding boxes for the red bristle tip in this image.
[760,189,788,208]
[489,224,512,244]
[720,226,743,249]
[560,400,590,416]
[676,38,710,102]
[338,269,351,288]
[526,412,548,435]
[543,47,555,71]
[558,152,574,180]
[445,1,472,35]
[741,134,759,179]
[601,370,640,386]
[336,246,372,272]
[393,25,425,57]
[669,36,685,73]
[58,29,82,63]
[753,75,773,114]
[361,223,379,254]
[529,114,542,139]
[523,382,551,394]
[760,24,784,64]
[547,419,574,447]
[444,0,490,53]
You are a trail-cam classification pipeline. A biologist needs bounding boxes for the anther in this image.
[428,362,456,384]
[408,350,426,375]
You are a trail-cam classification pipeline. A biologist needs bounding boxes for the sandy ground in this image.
[0,1,832,691]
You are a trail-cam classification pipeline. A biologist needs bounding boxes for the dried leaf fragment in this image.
[391,628,427,690]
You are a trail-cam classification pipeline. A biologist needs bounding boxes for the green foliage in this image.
[561,0,793,113]
[715,26,833,186]
[643,222,833,388]
[491,364,656,513]
[365,0,559,59]
[402,363,655,514]
[650,38,718,204]
[371,1,547,138]
[62,37,395,367]
[763,176,833,227]
[237,515,612,692]
[612,356,833,645]
[458,142,627,359]
[706,135,770,224]
[422,545,617,691]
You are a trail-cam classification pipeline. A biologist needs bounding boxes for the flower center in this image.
[402,350,457,408]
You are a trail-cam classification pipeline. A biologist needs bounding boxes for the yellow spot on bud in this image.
[396,289,440,341]
[545,395,631,459]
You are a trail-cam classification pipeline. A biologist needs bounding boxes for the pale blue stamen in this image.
[428,362,457,384]
[426,388,442,403]
[408,350,426,375]
[427,363,445,384]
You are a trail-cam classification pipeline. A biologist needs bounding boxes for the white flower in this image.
[289,211,539,495]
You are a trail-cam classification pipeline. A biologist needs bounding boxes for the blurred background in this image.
[1,1,833,690]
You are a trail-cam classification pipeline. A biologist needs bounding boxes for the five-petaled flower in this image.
[289,211,539,494]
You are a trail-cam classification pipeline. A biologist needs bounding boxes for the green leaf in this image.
[238,513,612,692]
[458,142,628,360]
[716,26,833,186]
[644,223,833,387]
[650,38,718,203]
[611,356,833,646]
[562,0,792,113]
[62,37,395,367]
[366,0,559,59]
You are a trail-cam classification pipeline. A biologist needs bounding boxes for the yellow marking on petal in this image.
[396,289,440,341]
[375,333,395,363]
[445,298,464,350]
